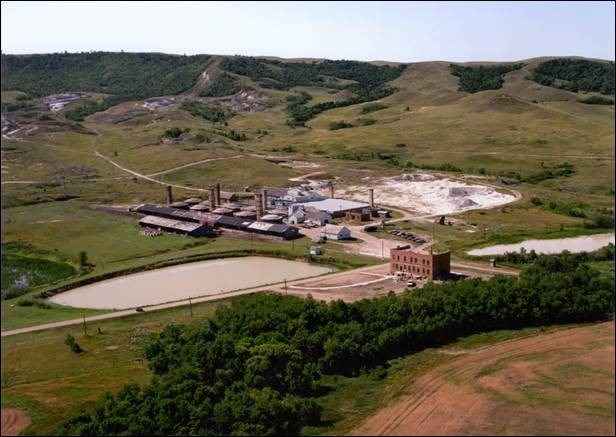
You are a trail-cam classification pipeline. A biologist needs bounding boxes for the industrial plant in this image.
[134,181,383,240]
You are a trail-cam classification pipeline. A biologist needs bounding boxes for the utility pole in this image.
[82,313,87,336]
[189,296,193,318]
[381,239,384,260]
[284,278,288,295]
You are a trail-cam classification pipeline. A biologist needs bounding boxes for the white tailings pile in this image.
[337,172,516,215]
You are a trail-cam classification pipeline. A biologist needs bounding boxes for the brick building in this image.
[345,208,372,223]
[390,245,450,280]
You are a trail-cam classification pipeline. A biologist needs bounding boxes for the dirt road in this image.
[145,155,243,177]
[94,151,210,192]
[352,321,615,436]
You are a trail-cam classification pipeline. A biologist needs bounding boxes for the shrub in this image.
[360,103,387,114]
[162,127,183,139]
[65,334,83,353]
[329,121,353,130]
[578,96,614,105]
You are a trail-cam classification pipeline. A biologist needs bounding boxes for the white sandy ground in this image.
[336,172,517,215]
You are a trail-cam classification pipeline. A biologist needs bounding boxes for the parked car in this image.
[135,307,145,313]
[406,281,417,288]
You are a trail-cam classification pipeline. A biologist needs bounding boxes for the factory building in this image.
[389,245,450,280]
[292,198,370,218]
[262,186,326,207]
[139,216,214,237]
[345,208,372,223]
[288,206,332,226]
[134,204,299,240]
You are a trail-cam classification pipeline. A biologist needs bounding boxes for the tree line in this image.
[449,63,524,93]
[1,52,211,99]
[63,253,613,435]
[530,59,614,95]
[200,73,242,97]
[221,56,405,126]
[180,101,232,123]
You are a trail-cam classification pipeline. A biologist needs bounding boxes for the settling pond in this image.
[467,233,615,256]
[49,257,331,310]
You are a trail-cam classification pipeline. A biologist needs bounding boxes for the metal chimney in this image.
[166,185,173,205]
[369,188,374,208]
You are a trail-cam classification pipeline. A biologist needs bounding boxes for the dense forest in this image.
[180,101,232,123]
[200,73,242,97]
[1,52,211,99]
[530,59,614,95]
[63,254,613,435]
[221,57,405,125]
[449,63,523,93]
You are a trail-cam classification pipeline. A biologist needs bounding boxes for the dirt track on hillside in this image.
[1,409,31,436]
[351,321,615,436]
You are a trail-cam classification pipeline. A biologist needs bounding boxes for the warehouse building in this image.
[134,204,299,240]
[293,198,370,218]
[320,224,352,240]
[139,216,214,237]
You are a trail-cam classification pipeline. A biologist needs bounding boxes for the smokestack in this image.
[329,182,334,199]
[262,189,268,212]
[369,188,374,208]
[209,187,216,210]
[166,185,173,205]
[216,183,221,207]
[255,193,263,220]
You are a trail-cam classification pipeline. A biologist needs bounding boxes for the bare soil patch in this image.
[1,409,31,436]
[352,321,614,436]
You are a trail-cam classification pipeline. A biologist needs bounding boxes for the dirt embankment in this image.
[352,321,614,436]
[1,409,31,436]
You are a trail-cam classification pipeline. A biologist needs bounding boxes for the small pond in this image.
[49,256,331,309]
[467,233,615,256]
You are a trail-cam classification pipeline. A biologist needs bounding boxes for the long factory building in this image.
[135,204,300,240]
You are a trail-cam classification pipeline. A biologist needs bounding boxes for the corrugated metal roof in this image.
[248,221,274,231]
[139,215,203,232]
[262,187,288,197]
[295,198,369,213]
[136,204,299,238]
[323,224,351,234]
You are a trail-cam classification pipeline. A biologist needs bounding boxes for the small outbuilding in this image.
[309,246,322,256]
[320,225,351,240]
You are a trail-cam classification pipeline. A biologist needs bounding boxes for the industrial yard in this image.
[1,18,614,435]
